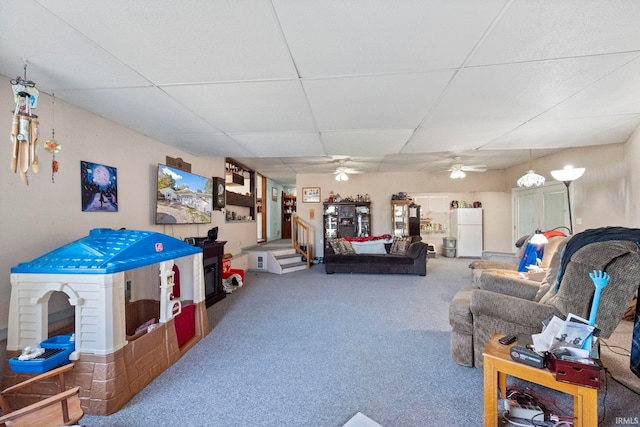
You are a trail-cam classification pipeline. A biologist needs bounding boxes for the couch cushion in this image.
[329,238,355,255]
[325,253,414,265]
[390,236,411,255]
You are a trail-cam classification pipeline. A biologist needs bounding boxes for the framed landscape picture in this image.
[302,187,320,203]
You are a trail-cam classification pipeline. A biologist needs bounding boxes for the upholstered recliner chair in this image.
[468,235,530,282]
[469,235,567,283]
[450,236,640,368]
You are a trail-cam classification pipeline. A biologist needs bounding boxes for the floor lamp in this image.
[550,165,585,234]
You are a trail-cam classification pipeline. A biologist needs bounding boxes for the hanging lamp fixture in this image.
[517,150,545,187]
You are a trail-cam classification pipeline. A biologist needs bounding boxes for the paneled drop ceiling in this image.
[2,0,640,185]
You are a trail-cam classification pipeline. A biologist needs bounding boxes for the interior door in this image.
[514,189,537,239]
[513,182,566,241]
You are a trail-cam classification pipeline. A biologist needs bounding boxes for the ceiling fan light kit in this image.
[450,169,466,179]
[335,171,349,181]
[446,157,486,179]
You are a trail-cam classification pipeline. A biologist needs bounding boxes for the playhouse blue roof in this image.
[11,228,201,274]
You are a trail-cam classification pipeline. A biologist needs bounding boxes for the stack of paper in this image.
[532,314,595,359]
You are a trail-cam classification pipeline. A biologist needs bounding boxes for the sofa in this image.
[450,232,640,368]
[324,237,427,276]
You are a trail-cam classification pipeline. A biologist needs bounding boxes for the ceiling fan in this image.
[448,157,487,179]
[333,160,361,181]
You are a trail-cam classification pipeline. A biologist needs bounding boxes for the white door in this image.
[513,182,567,241]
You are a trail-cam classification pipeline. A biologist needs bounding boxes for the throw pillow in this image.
[329,238,355,255]
[329,238,343,254]
[390,236,411,255]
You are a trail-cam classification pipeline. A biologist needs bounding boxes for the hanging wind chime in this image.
[44,93,61,183]
[9,64,40,186]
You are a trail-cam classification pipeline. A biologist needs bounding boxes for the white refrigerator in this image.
[450,208,483,257]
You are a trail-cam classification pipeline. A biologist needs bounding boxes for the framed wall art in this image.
[81,160,118,212]
[272,187,278,202]
[302,187,320,203]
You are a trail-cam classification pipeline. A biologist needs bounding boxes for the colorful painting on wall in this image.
[81,161,118,212]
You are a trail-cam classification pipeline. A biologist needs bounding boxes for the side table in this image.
[483,333,598,427]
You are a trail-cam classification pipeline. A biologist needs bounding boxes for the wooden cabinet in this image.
[281,193,296,239]
[323,202,371,252]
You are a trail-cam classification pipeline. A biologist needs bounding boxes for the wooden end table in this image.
[483,333,598,427]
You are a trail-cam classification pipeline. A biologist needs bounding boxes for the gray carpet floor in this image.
[80,257,640,427]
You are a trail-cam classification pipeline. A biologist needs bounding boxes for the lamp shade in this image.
[517,170,545,187]
[550,165,585,182]
[530,230,548,245]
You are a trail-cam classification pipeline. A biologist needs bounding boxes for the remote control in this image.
[499,335,517,345]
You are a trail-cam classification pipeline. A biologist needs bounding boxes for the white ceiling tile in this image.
[304,71,454,130]
[427,54,637,127]
[160,134,254,158]
[470,0,640,66]
[405,122,522,153]
[486,115,640,150]
[322,129,414,157]
[36,0,297,83]
[273,0,507,76]
[540,55,640,120]
[0,1,150,92]
[230,132,325,157]
[53,87,221,136]
[163,80,316,133]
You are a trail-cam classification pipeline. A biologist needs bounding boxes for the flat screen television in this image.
[155,164,213,224]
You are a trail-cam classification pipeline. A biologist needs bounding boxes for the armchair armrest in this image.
[479,271,541,301]
[471,290,560,329]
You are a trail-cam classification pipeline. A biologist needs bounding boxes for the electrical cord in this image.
[501,410,572,427]
[600,338,632,356]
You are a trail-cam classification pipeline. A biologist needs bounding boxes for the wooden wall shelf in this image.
[225,191,254,208]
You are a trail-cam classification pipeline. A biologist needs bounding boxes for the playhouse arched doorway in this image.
[47,290,74,337]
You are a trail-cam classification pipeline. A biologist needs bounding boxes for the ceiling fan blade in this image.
[461,165,487,172]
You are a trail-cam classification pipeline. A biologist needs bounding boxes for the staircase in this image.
[271,247,308,274]
[245,216,312,275]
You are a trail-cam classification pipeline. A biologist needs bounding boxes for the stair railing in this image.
[292,215,311,269]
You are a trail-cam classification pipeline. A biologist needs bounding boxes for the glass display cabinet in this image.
[323,202,371,250]
[391,200,420,236]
